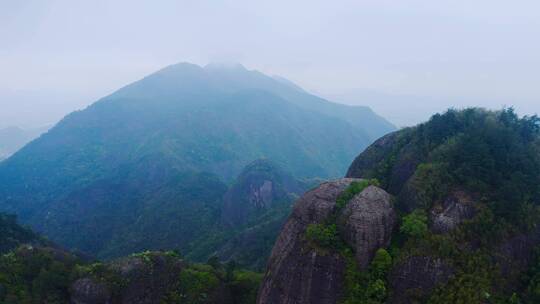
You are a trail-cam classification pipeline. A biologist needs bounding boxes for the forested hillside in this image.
[0,63,393,261]
[346,108,540,303]
[0,214,261,304]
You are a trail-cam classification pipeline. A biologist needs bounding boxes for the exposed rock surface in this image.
[70,278,112,304]
[338,186,396,269]
[430,190,477,234]
[257,179,355,304]
[257,178,395,304]
[221,159,305,227]
[494,225,540,291]
[388,256,454,304]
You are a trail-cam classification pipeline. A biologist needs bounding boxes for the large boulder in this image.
[257,179,356,304]
[338,186,396,269]
[257,178,395,304]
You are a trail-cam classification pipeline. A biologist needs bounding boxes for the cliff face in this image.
[221,159,306,227]
[257,179,395,304]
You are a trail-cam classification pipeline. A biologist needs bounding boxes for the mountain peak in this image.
[204,62,247,71]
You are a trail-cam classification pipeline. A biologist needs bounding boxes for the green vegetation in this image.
[0,212,40,254]
[347,108,540,303]
[341,248,393,304]
[0,247,80,303]
[0,212,262,304]
[305,223,339,249]
[0,246,262,304]
[400,209,428,238]
[165,256,262,304]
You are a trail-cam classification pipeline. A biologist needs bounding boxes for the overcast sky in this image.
[1,0,539,128]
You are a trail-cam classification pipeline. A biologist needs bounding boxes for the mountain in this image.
[0,62,394,260]
[258,108,540,304]
[0,126,48,161]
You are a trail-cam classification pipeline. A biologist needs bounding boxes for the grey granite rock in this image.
[339,186,396,269]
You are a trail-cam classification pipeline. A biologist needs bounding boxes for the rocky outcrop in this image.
[257,179,395,304]
[70,278,111,304]
[111,254,185,304]
[221,159,306,227]
[70,252,187,304]
[256,179,355,304]
[430,190,477,234]
[338,186,396,269]
[493,226,540,292]
[388,256,454,304]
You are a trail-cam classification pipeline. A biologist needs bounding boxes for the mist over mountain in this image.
[0,63,394,261]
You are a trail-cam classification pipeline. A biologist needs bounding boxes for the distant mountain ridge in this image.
[0,126,48,161]
[0,62,394,260]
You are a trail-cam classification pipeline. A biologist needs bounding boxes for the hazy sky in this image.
[1,0,539,128]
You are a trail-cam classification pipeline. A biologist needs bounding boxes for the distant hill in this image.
[0,126,48,161]
[0,62,394,260]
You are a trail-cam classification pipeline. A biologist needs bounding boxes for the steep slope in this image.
[0,63,393,259]
[259,108,540,304]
